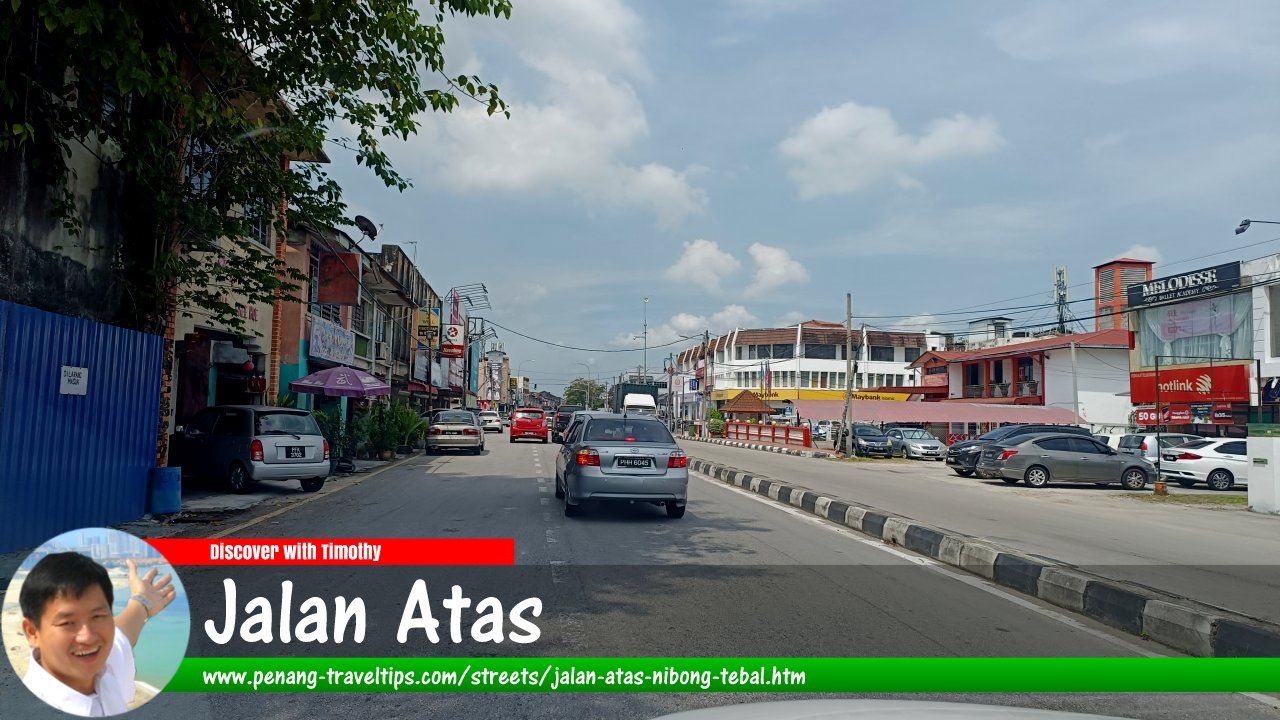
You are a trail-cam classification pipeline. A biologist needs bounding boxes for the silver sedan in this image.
[977,432,1152,489]
[886,428,945,460]
[554,413,688,518]
[426,410,486,455]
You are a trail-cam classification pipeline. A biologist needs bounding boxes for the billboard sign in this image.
[1129,362,1251,404]
[1127,262,1241,308]
[441,324,465,358]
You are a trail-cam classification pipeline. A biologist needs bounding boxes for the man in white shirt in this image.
[19,552,177,717]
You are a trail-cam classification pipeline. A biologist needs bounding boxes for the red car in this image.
[510,407,549,443]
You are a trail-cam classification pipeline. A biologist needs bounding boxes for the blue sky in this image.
[322,0,1280,393]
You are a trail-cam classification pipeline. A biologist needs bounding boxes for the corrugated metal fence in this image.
[0,301,163,553]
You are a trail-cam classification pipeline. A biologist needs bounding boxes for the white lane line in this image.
[550,560,568,584]
[545,529,558,544]
[691,470,1167,659]
[540,497,550,506]
[538,486,549,493]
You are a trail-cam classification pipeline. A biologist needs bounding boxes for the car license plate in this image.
[446,430,461,435]
[616,457,651,468]
[286,446,305,459]
[1162,454,1176,462]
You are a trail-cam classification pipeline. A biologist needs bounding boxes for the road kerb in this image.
[688,455,1280,658]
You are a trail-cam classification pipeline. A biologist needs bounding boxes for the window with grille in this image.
[184,137,216,195]
[904,347,921,361]
[805,344,837,359]
[307,249,341,324]
[1099,269,1115,301]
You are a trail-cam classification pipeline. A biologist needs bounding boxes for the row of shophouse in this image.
[674,255,1274,446]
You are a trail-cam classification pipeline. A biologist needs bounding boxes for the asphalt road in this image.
[2,433,1277,719]
[679,440,1280,625]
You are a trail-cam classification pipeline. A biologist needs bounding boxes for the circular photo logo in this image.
[2,528,190,716]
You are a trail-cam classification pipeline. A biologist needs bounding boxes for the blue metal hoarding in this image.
[0,301,163,553]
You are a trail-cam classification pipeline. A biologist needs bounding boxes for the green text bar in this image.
[167,658,1280,693]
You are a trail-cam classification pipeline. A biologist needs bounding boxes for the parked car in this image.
[169,405,330,494]
[809,421,828,441]
[426,410,485,455]
[885,428,945,460]
[947,424,1094,478]
[500,412,511,427]
[1117,433,1203,462]
[551,405,585,443]
[553,413,688,518]
[838,424,892,458]
[977,433,1153,489]
[477,410,503,433]
[510,407,549,443]
[1159,438,1249,490]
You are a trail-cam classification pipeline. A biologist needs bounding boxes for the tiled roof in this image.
[720,389,775,414]
[911,329,1131,366]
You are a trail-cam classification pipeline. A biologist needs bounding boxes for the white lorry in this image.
[622,393,658,416]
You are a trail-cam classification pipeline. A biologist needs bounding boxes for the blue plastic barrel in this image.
[148,467,182,515]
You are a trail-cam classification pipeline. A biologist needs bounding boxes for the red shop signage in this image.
[1129,363,1251,404]
[1212,402,1235,424]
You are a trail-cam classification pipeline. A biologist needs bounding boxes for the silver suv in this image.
[1117,433,1203,461]
[170,405,330,493]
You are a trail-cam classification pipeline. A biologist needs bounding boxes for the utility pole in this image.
[1055,267,1069,334]
[840,293,853,454]
[702,329,710,437]
[643,296,649,385]
[1070,341,1081,425]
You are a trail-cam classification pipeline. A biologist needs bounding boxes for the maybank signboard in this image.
[710,389,912,402]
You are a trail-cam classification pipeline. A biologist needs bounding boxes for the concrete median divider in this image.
[688,454,1280,658]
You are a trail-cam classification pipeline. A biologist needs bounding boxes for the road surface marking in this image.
[692,470,1167,659]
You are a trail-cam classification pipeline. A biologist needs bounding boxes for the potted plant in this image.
[366,402,399,460]
[312,410,346,474]
[707,407,726,438]
[391,402,426,454]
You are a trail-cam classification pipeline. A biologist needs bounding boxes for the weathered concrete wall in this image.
[0,139,125,322]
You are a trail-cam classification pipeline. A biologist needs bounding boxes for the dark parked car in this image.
[946,424,1093,478]
[551,405,584,443]
[169,405,330,493]
[835,424,892,458]
[976,433,1153,490]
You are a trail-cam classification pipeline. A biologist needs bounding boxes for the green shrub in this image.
[708,418,726,435]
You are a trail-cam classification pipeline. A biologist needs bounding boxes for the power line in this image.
[481,319,692,353]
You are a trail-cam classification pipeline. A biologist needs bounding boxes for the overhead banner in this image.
[441,324,465,359]
[1129,362,1251,404]
[1127,262,1241,308]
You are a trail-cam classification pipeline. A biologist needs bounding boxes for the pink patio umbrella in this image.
[290,366,391,398]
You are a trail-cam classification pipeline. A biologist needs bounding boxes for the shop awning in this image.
[407,381,432,394]
[791,400,1078,424]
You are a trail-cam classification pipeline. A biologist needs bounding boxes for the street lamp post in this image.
[576,362,592,409]
[516,360,535,406]
[1235,219,1280,235]
[643,297,649,385]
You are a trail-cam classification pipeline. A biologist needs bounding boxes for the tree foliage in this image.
[563,377,607,408]
[0,0,510,334]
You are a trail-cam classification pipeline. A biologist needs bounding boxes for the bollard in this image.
[1153,479,1168,496]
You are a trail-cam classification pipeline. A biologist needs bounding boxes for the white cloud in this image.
[664,239,741,293]
[831,202,1069,259]
[1111,244,1161,264]
[891,314,942,332]
[609,304,757,348]
[778,102,1003,198]
[745,244,809,297]
[401,0,707,227]
[779,310,808,326]
[988,1,1280,83]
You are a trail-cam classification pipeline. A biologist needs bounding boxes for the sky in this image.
[322,0,1280,394]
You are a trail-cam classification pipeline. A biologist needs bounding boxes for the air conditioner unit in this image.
[375,342,391,361]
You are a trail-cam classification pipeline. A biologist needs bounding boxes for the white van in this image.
[622,393,658,416]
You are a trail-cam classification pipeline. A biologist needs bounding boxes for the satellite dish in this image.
[354,215,379,240]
